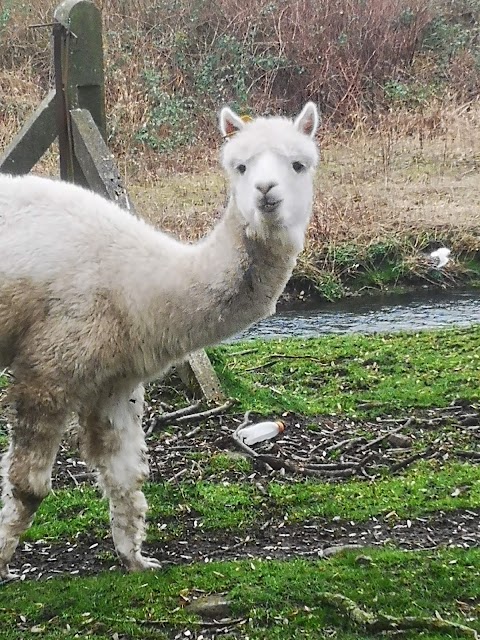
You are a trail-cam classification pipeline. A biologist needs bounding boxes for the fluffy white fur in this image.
[0,103,319,580]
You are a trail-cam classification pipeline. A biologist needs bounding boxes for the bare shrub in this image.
[1,0,480,160]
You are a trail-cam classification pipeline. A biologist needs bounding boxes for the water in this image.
[233,289,480,341]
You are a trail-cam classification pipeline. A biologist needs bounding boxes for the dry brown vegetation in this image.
[1,0,480,296]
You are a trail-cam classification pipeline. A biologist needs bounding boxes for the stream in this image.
[233,288,480,341]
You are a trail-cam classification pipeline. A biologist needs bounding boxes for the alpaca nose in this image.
[255,181,277,195]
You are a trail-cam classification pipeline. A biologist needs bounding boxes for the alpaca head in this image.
[219,103,319,249]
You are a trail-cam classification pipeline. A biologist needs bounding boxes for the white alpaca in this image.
[0,103,319,580]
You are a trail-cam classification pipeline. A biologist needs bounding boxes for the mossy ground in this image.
[210,326,480,417]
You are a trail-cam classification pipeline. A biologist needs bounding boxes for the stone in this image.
[185,594,232,619]
[387,433,413,448]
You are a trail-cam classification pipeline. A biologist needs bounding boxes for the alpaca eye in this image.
[237,164,247,175]
[292,161,305,173]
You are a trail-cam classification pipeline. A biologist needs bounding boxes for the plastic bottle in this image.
[237,420,285,445]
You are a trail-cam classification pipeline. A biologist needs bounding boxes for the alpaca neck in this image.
[164,198,299,356]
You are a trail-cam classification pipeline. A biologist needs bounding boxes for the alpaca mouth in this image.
[258,198,282,214]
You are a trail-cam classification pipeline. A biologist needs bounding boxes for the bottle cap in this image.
[276,420,285,433]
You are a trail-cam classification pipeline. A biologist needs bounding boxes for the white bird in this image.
[430,247,451,268]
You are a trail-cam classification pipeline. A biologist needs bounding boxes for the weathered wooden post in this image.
[53,0,106,183]
[0,0,224,403]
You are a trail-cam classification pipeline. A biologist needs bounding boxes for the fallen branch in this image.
[147,399,235,435]
[243,353,325,372]
[357,416,414,453]
[325,436,366,453]
[455,450,480,461]
[231,411,259,458]
[146,400,202,435]
[317,592,479,638]
[175,399,234,424]
[389,446,434,473]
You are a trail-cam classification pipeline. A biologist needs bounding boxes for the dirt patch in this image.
[13,508,480,582]
[4,393,478,582]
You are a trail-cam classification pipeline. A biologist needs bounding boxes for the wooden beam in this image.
[71,109,135,212]
[177,352,225,403]
[0,90,57,175]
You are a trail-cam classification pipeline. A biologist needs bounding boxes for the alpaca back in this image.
[0,174,192,376]
[0,174,184,288]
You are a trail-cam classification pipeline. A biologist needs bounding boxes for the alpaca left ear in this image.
[219,107,246,138]
[294,102,319,138]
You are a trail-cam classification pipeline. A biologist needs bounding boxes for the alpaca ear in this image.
[219,107,246,138]
[294,102,319,138]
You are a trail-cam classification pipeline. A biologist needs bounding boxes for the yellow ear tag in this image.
[225,114,253,137]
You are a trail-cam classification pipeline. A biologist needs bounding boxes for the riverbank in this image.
[234,288,480,342]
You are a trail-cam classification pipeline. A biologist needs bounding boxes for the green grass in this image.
[1,548,479,639]
[210,326,480,416]
[24,461,480,543]
[1,327,480,639]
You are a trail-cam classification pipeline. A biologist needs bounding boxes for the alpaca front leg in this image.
[0,414,65,582]
[79,384,161,572]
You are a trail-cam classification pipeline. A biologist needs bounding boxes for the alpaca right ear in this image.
[294,102,319,138]
[219,107,246,138]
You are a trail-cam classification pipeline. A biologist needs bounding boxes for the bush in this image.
[2,0,480,153]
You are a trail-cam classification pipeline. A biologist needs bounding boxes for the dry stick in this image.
[66,468,79,487]
[325,436,366,453]
[204,536,251,558]
[456,450,480,460]
[300,466,355,478]
[357,416,414,453]
[390,446,434,473]
[356,451,377,470]
[232,411,259,459]
[148,399,234,436]
[175,399,235,425]
[243,353,325,372]
[157,401,203,422]
[184,425,202,438]
[228,347,258,356]
[167,468,188,484]
[303,462,358,470]
[146,400,202,435]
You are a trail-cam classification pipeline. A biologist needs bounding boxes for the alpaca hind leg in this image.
[79,384,159,571]
[0,397,66,581]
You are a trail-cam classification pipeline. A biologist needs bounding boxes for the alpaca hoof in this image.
[125,554,163,572]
